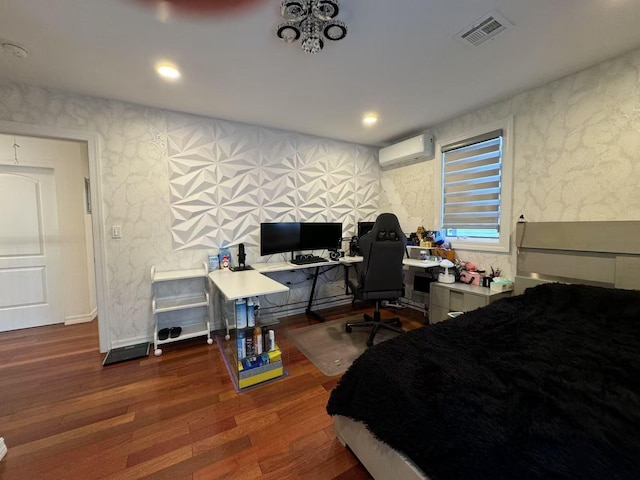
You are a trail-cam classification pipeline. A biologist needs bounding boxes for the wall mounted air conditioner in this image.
[378,132,434,168]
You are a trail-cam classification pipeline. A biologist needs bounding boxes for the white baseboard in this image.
[0,437,7,462]
[64,308,98,325]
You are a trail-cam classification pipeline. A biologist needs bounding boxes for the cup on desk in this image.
[482,276,493,287]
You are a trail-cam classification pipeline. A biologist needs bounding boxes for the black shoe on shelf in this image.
[158,328,170,340]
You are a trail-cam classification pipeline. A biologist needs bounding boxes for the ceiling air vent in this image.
[456,11,513,47]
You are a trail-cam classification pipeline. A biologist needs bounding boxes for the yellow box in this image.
[236,345,284,389]
[238,362,284,389]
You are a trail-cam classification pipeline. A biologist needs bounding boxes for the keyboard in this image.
[290,256,328,265]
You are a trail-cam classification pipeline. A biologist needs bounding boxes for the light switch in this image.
[112,225,122,239]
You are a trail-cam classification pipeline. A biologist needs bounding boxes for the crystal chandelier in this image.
[276,0,347,54]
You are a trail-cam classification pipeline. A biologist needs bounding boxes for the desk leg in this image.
[344,264,349,295]
[306,266,326,322]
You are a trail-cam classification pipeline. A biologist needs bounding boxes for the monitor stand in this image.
[230,265,253,272]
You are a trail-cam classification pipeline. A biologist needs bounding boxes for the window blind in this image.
[442,130,503,231]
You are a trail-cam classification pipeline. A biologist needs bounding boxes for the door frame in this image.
[0,120,110,353]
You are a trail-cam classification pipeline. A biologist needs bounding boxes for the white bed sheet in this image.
[334,415,430,480]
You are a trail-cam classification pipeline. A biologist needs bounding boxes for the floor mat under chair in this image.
[286,317,401,376]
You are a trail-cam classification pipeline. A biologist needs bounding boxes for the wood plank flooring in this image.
[0,305,426,479]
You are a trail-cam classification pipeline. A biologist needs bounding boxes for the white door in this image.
[0,164,63,331]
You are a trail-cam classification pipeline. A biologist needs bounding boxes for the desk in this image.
[338,255,441,298]
[338,256,441,270]
[402,258,441,269]
[252,260,340,322]
[209,269,290,391]
[209,269,289,300]
[209,269,290,339]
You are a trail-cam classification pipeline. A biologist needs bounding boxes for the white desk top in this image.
[403,258,441,269]
[339,256,440,269]
[339,256,363,264]
[208,269,289,301]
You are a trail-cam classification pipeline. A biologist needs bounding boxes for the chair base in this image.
[346,306,404,347]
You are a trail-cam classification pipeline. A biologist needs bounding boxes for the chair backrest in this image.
[358,213,406,295]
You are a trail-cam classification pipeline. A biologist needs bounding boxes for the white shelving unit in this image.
[151,262,213,356]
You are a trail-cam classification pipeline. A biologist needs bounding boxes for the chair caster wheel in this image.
[366,340,373,347]
[346,325,352,333]
[395,320,402,327]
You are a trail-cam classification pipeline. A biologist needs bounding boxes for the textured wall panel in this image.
[167,114,379,250]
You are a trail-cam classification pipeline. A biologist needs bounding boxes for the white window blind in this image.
[441,130,503,233]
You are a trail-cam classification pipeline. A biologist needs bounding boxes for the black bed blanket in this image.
[326,283,640,480]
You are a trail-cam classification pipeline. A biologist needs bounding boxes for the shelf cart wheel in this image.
[224,333,230,340]
[346,325,352,333]
[154,348,162,356]
[207,338,214,345]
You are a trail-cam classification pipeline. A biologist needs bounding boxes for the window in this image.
[436,117,513,252]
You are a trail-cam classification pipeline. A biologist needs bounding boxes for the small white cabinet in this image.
[151,262,213,356]
[429,282,511,324]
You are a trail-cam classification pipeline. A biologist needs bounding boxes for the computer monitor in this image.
[260,222,301,256]
[357,221,375,238]
[300,222,343,251]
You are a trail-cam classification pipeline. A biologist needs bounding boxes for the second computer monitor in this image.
[357,221,376,238]
[300,222,342,251]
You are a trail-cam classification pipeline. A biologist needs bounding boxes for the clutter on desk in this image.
[433,247,456,262]
[490,277,514,292]
[438,259,456,284]
[219,247,233,269]
[454,261,510,289]
[408,226,446,249]
[208,253,219,271]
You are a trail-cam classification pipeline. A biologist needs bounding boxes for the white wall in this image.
[380,46,640,279]
[0,83,379,348]
[0,134,96,322]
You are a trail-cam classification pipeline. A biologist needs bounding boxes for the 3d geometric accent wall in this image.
[166,113,379,251]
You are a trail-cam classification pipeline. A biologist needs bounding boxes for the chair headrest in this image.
[370,213,404,242]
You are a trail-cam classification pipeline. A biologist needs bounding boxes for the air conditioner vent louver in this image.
[456,11,513,47]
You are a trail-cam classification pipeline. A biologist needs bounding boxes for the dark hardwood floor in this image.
[0,304,426,479]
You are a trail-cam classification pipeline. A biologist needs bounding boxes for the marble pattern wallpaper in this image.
[380,47,640,279]
[0,82,378,347]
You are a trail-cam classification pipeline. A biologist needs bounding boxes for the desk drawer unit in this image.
[429,282,511,324]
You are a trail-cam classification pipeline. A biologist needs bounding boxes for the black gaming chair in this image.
[346,213,406,347]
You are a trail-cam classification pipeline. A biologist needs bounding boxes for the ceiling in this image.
[1,0,640,147]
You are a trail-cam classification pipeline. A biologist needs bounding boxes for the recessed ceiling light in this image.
[156,63,181,80]
[362,113,378,126]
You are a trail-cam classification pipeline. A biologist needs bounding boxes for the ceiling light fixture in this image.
[276,0,347,54]
[362,114,378,126]
[156,63,181,80]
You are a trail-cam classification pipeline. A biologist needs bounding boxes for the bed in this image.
[327,221,640,480]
